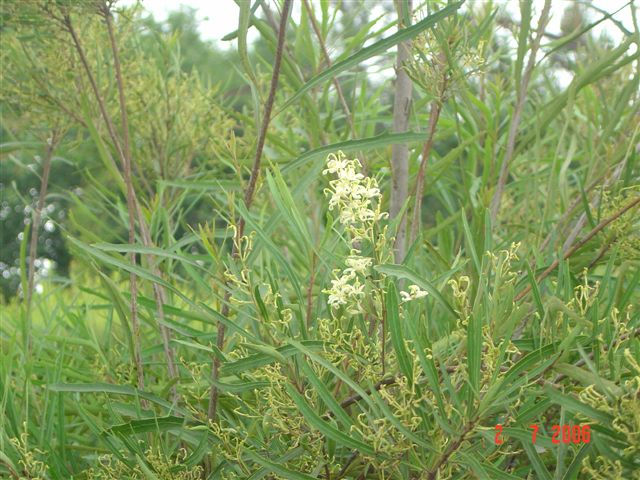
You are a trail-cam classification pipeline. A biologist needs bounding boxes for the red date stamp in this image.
[494,424,591,445]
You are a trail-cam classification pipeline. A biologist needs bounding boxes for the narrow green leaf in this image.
[242,342,287,363]
[237,0,259,89]
[80,94,125,191]
[279,2,463,112]
[136,455,161,480]
[461,211,480,275]
[553,363,623,396]
[457,451,522,479]
[48,383,190,417]
[542,2,631,60]
[368,388,435,451]
[288,340,379,415]
[0,141,43,154]
[299,359,353,428]
[522,441,552,480]
[514,1,531,91]
[544,386,614,425]
[266,169,313,256]
[481,344,560,412]
[68,236,173,292]
[375,264,456,318]
[235,201,305,313]
[244,449,317,480]
[561,444,592,480]
[284,383,375,455]
[467,309,482,409]
[386,282,413,385]
[283,131,428,173]
[109,416,186,435]
[92,242,204,268]
[220,341,326,376]
[210,380,269,393]
[525,261,545,320]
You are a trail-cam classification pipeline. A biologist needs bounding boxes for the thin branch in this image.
[102,2,179,401]
[515,195,640,302]
[490,0,552,222]
[496,15,561,40]
[61,9,145,392]
[578,1,633,37]
[538,168,613,252]
[552,327,640,384]
[390,0,413,262]
[243,2,291,213]
[426,419,476,480]
[409,56,447,244]
[306,254,317,330]
[302,0,357,139]
[25,133,60,352]
[559,125,637,254]
[336,451,360,479]
[338,376,397,411]
[207,0,293,424]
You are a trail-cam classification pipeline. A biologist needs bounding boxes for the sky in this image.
[124,0,636,51]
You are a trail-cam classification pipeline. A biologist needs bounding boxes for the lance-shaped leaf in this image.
[278,2,463,113]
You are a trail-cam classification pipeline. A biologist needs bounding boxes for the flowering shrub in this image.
[3,2,639,479]
[323,151,427,313]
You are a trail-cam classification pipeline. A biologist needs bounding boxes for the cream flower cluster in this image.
[322,152,385,312]
[325,254,372,310]
[323,151,387,236]
[400,284,429,302]
[325,268,365,310]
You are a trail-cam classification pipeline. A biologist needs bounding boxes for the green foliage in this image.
[1,0,639,479]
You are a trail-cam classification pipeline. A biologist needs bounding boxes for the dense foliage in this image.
[1,0,639,478]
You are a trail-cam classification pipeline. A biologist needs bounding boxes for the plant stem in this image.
[62,10,146,392]
[25,134,59,352]
[207,0,292,424]
[390,0,413,262]
[490,0,551,222]
[426,419,476,480]
[409,65,446,244]
[302,0,357,139]
[102,2,179,402]
[515,195,640,302]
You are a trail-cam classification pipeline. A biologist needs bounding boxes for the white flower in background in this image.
[400,284,429,302]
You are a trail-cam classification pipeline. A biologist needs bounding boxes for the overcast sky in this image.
[123,0,635,50]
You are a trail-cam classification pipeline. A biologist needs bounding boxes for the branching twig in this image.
[409,60,447,244]
[553,327,640,384]
[559,126,637,254]
[207,0,292,423]
[25,133,60,351]
[426,419,476,480]
[515,195,640,302]
[336,451,359,479]
[302,0,357,139]
[101,2,179,401]
[61,9,146,392]
[490,0,552,222]
[338,376,397,411]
